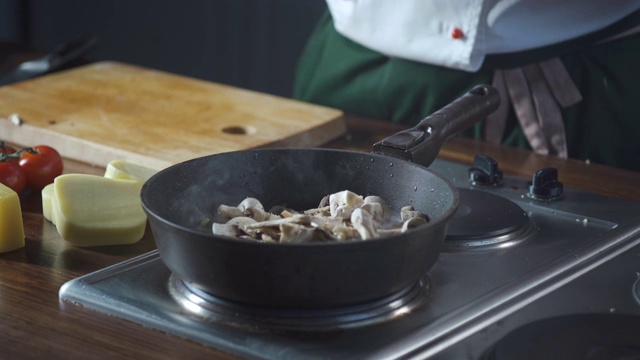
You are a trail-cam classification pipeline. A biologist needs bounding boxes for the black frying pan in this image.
[141,85,500,308]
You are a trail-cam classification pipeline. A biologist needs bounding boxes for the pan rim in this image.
[140,148,460,247]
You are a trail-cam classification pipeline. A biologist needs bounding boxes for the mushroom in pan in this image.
[212,223,240,237]
[238,197,281,221]
[330,224,362,241]
[218,197,278,223]
[351,208,378,240]
[361,195,392,224]
[227,216,258,227]
[279,223,327,243]
[309,215,344,232]
[401,205,429,222]
[217,204,244,221]
[329,190,364,218]
[210,190,431,243]
[212,216,257,237]
[402,216,428,232]
[243,214,312,230]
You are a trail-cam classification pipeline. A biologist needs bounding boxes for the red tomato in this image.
[18,145,64,191]
[0,161,26,193]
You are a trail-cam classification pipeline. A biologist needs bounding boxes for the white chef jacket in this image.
[326,0,640,72]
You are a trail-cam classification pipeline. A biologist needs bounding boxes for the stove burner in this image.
[444,188,533,251]
[168,274,431,332]
[482,314,640,360]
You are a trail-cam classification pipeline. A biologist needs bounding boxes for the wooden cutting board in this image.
[0,61,345,170]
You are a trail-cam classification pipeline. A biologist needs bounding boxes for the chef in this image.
[293,1,640,171]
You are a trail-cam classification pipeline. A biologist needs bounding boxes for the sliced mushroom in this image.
[255,226,280,240]
[218,204,244,221]
[266,212,282,221]
[330,224,361,241]
[243,207,268,222]
[212,223,240,237]
[235,198,272,221]
[279,223,319,243]
[243,214,311,230]
[226,217,258,236]
[360,202,380,219]
[310,215,344,231]
[363,196,392,223]
[401,205,429,222]
[261,234,277,243]
[351,208,378,240]
[238,198,264,212]
[318,195,330,208]
[304,206,330,217]
[401,216,428,232]
[211,190,430,242]
[329,190,364,218]
[227,216,258,227]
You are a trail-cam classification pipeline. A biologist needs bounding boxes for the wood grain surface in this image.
[0,61,345,169]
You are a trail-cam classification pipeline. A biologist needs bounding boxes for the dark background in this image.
[0,0,326,97]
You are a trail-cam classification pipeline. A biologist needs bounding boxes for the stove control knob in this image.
[469,154,503,186]
[528,168,563,200]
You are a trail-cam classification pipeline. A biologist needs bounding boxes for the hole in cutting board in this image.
[221,125,257,135]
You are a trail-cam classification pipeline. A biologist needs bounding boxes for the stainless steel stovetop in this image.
[59,158,640,359]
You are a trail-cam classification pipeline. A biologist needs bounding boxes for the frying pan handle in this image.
[372,84,500,167]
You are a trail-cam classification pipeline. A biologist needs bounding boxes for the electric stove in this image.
[59,157,640,359]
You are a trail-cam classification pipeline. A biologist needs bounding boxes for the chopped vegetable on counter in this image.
[53,174,147,247]
[41,183,56,225]
[42,159,158,247]
[103,159,158,182]
[0,183,25,253]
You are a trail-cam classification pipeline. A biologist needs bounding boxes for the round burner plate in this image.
[444,188,533,251]
[483,314,640,359]
[168,274,431,332]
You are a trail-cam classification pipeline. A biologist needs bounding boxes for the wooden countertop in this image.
[2,113,639,360]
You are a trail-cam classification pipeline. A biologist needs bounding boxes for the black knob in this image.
[528,168,563,200]
[469,155,503,186]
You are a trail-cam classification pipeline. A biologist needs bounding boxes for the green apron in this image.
[293,11,640,172]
